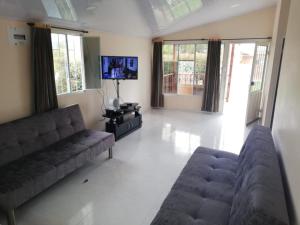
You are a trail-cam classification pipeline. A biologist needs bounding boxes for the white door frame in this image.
[219,43,230,113]
[245,42,270,125]
[219,39,271,116]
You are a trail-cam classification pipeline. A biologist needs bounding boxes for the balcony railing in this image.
[163,73,177,94]
[163,73,205,95]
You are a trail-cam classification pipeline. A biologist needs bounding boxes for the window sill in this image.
[163,93,202,97]
[57,90,85,96]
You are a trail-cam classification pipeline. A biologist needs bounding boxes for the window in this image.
[163,44,178,94]
[51,33,84,95]
[150,0,203,28]
[163,42,208,95]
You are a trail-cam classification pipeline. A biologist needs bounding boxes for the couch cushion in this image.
[152,190,232,225]
[0,130,114,210]
[172,148,238,205]
[50,105,86,140]
[229,126,290,225]
[0,157,56,210]
[68,130,114,149]
[12,113,60,156]
[68,130,115,158]
[151,147,238,225]
[0,105,85,167]
[29,130,114,179]
[0,123,23,167]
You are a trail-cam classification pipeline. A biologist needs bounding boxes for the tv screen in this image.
[101,56,138,80]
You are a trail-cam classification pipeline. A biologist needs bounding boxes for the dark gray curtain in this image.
[202,40,221,112]
[32,27,58,113]
[151,42,164,108]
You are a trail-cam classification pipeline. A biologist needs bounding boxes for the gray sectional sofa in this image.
[0,105,115,225]
[151,126,290,225]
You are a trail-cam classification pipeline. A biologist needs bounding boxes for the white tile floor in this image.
[0,109,252,225]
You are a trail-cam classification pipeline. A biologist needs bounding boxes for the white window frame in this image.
[51,30,86,95]
[162,40,208,96]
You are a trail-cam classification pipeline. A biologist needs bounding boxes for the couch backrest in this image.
[0,105,85,167]
[229,126,290,225]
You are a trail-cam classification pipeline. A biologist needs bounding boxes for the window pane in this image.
[179,44,195,61]
[170,2,189,19]
[163,44,176,75]
[177,44,195,95]
[178,61,194,75]
[163,44,177,61]
[186,0,202,9]
[251,45,267,92]
[51,33,68,94]
[162,42,209,96]
[67,35,84,92]
[163,44,178,94]
[194,44,208,95]
[178,61,194,95]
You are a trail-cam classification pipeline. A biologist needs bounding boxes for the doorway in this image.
[220,41,269,126]
[246,43,269,124]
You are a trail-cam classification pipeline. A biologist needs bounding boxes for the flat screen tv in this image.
[101,56,138,80]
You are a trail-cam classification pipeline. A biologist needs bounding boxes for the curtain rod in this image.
[163,37,272,42]
[51,25,88,34]
[27,23,88,34]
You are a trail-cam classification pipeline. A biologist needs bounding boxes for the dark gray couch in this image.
[151,126,290,225]
[0,105,115,225]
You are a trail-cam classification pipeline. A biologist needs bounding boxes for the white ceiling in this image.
[0,0,278,38]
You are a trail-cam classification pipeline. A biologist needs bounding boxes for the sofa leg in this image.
[108,147,113,159]
[6,209,16,225]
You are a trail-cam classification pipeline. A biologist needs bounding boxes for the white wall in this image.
[272,0,300,223]
[0,19,32,123]
[0,18,152,128]
[262,0,290,127]
[157,7,276,111]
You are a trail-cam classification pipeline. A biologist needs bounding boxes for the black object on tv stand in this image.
[103,103,142,141]
[116,79,120,99]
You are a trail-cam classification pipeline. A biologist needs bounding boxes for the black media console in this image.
[103,103,142,141]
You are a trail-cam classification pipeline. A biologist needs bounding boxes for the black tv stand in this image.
[103,103,142,141]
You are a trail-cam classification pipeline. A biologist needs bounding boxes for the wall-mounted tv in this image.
[101,56,138,80]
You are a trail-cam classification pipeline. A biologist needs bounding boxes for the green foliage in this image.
[178,61,194,75]
[53,50,68,94]
[69,61,83,92]
[163,44,175,61]
[52,33,83,95]
[179,44,195,60]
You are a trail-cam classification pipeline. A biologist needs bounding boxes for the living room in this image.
[0,0,299,225]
